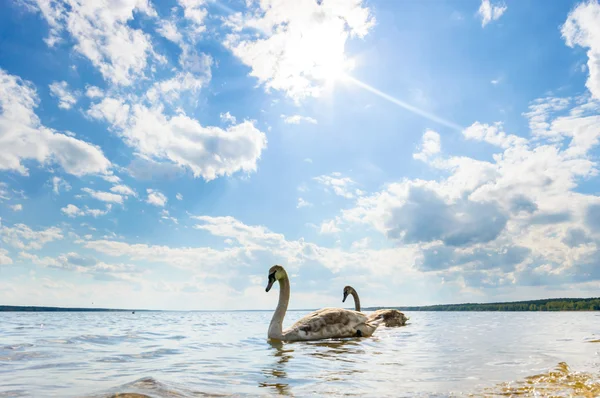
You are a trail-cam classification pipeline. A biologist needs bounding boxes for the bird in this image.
[342,285,409,327]
[265,265,384,341]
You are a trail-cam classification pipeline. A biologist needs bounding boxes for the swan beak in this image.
[265,280,275,292]
[342,292,348,303]
[265,273,276,292]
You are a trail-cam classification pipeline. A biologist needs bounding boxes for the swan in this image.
[342,285,409,327]
[265,265,384,341]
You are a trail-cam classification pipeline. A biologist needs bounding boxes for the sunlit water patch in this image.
[1,311,600,397]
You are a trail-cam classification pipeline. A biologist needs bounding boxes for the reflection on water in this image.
[1,311,600,397]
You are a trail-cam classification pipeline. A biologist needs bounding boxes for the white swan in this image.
[342,285,409,327]
[265,265,383,341]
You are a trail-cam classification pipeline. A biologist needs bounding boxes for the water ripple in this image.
[1,312,600,396]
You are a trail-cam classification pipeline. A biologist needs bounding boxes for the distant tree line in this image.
[365,297,600,312]
[0,305,141,312]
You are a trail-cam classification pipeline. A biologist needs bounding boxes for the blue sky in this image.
[1,0,600,310]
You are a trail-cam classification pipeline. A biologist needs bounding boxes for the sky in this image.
[1,0,600,310]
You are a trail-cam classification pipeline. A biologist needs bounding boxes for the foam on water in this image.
[1,311,600,397]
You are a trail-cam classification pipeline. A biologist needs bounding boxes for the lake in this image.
[1,311,600,397]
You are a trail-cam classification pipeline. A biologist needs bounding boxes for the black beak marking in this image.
[266,272,276,292]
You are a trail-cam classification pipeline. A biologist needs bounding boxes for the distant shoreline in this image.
[3,297,600,312]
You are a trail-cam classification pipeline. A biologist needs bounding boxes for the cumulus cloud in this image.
[10,204,23,212]
[176,193,183,200]
[478,0,507,27]
[19,251,140,281]
[297,197,312,208]
[342,94,600,290]
[178,0,207,37]
[282,115,318,124]
[562,0,600,100]
[413,130,441,162]
[220,112,237,124]
[223,0,374,101]
[110,184,137,197]
[313,172,364,199]
[0,249,12,265]
[156,19,182,44]
[48,81,78,109]
[85,85,104,99]
[61,204,111,218]
[146,52,212,105]
[82,188,124,204]
[1,222,63,251]
[27,0,159,86]
[146,189,167,207]
[0,68,111,176]
[319,219,341,234]
[51,176,71,194]
[88,98,267,181]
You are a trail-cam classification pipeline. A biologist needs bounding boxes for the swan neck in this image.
[268,276,289,339]
[351,290,361,311]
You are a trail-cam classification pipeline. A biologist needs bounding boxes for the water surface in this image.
[1,311,600,397]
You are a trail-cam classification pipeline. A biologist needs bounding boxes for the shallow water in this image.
[1,311,600,397]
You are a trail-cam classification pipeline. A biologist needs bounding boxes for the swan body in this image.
[266,265,383,342]
[342,285,408,328]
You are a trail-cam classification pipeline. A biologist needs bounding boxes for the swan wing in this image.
[367,309,408,327]
[283,308,378,341]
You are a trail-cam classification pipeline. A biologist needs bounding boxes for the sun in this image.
[313,53,354,86]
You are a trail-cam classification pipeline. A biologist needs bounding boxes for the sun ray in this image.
[343,74,464,132]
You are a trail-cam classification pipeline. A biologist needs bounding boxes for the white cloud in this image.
[313,172,362,199]
[110,184,137,197]
[82,188,124,204]
[176,193,183,200]
[85,85,104,99]
[61,204,111,218]
[0,183,9,201]
[146,189,167,207]
[220,112,237,124]
[282,115,318,124]
[160,209,178,224]
[146,52,212,105]
[48,81,78,109]
[178,0,207,36]
[10,204,23,212]
[1,222,63,251]
[27,0,159,86]
[224,0,374,101]
[562,0,600,100]
[156,19,182,43]
[0,249,12,265]
[51,176,71,194]
[462,122,527,149]
[478,0,507,27]
[101,174,121,184]
[0,68,111,176]
[88,98,267,181]
[413,129,441,162]
[297,197,312,208]
[304,158,313,163]
[19,251,141,281]
[522,96,571,136]
[341,94,600,290]
[319,219,341,234]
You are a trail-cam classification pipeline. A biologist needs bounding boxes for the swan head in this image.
[266,265,286,292]
[342,285,355,302]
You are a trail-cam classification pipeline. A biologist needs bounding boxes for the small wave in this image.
[481,362,600,397]
[2,343,34,350]
[88,376,230,398]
